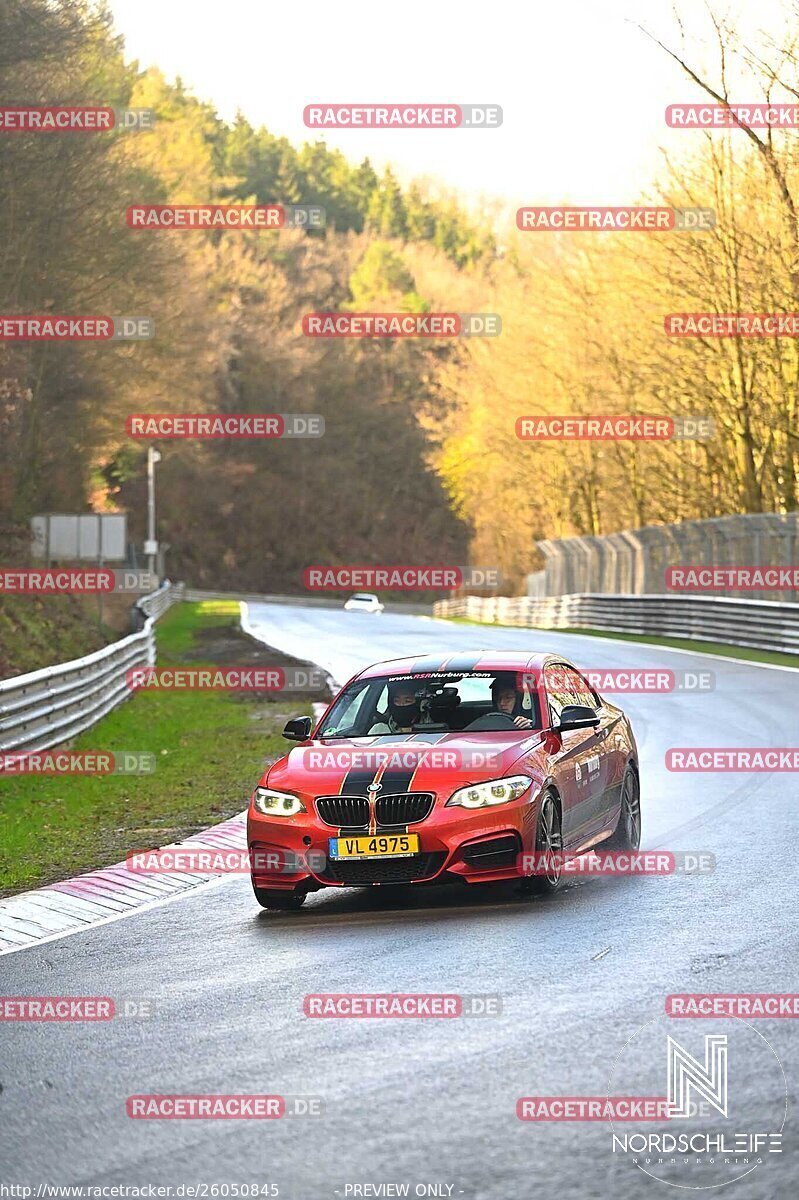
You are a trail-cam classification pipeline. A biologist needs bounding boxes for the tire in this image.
[605,763,641,851]
[520,789,563,895]
[253,885,307,911]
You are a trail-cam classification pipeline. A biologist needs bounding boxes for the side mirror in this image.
[557,704,600,732]
[283,715,313,742]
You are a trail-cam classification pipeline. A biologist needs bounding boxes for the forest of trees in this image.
[1,0,798,591]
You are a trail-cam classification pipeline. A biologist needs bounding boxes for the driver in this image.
[491,674,534,730]
[368,680,421,734]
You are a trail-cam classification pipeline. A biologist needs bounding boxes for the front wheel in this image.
[253,885,306,911]
[605,764,641,851]
[520,789,563,895]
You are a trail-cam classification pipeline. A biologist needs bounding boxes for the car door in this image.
[544,663,606,850]
[588,690,628,839]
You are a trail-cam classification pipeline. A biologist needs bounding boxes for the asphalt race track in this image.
[3,604,798,1199]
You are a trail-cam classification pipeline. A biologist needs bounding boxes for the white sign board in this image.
[31,514,128,562]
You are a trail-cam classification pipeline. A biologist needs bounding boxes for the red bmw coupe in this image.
[247,650,641,909]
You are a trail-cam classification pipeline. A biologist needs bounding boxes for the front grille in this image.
[323,852,446,886]
[376,792,434,827]
[316,796,369,828]
[315,792,435,829]
[461,834,521,870]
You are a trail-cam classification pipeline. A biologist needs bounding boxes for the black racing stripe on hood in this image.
[370,732,449,792]
[377,764,418,794]
[339,765,379,795]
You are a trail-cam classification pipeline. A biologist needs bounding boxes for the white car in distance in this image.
[343,592,385,613]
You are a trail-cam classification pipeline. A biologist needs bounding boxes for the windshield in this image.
[318,670,541,738]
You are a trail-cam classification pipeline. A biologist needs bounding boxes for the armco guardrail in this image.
[138,582,183,621]
[0,582,184,754]
[433,593,799,655]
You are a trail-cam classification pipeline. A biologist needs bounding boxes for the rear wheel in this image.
[606,764,641,851]
[253,885,306,911]
[520,789,563,895]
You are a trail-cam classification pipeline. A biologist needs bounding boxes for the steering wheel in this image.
[464,712,519,731]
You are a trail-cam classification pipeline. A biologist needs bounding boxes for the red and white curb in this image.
[0,812,247,956]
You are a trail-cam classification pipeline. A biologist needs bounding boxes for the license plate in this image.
[329,834,420,860]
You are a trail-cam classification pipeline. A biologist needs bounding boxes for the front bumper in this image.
[248,795,539,891]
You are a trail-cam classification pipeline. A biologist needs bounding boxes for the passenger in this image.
[491,674,534,729]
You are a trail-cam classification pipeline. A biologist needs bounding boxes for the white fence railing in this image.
[434,593,799,655]
[0,583,184,754]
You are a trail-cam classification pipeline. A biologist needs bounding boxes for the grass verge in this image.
[0,594,116,678]
[0,600,319,896]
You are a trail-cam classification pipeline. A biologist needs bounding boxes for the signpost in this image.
[30,513,129,627]
[31,513,128,565]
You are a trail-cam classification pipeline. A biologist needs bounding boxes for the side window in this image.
[321,683,371,735]
[546,664,597,723]
[546,664,574,724]
[371,684,389,719]
[573,672,597,705]
[570,669,600,709]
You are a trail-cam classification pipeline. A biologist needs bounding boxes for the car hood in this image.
[266,731,543,798]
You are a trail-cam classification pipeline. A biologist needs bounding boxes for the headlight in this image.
[252,787,306,817]
[446,775,532,809]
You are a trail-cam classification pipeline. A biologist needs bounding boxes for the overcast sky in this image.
[107,0,791,210]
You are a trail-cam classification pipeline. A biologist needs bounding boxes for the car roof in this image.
[355,650,565,680]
